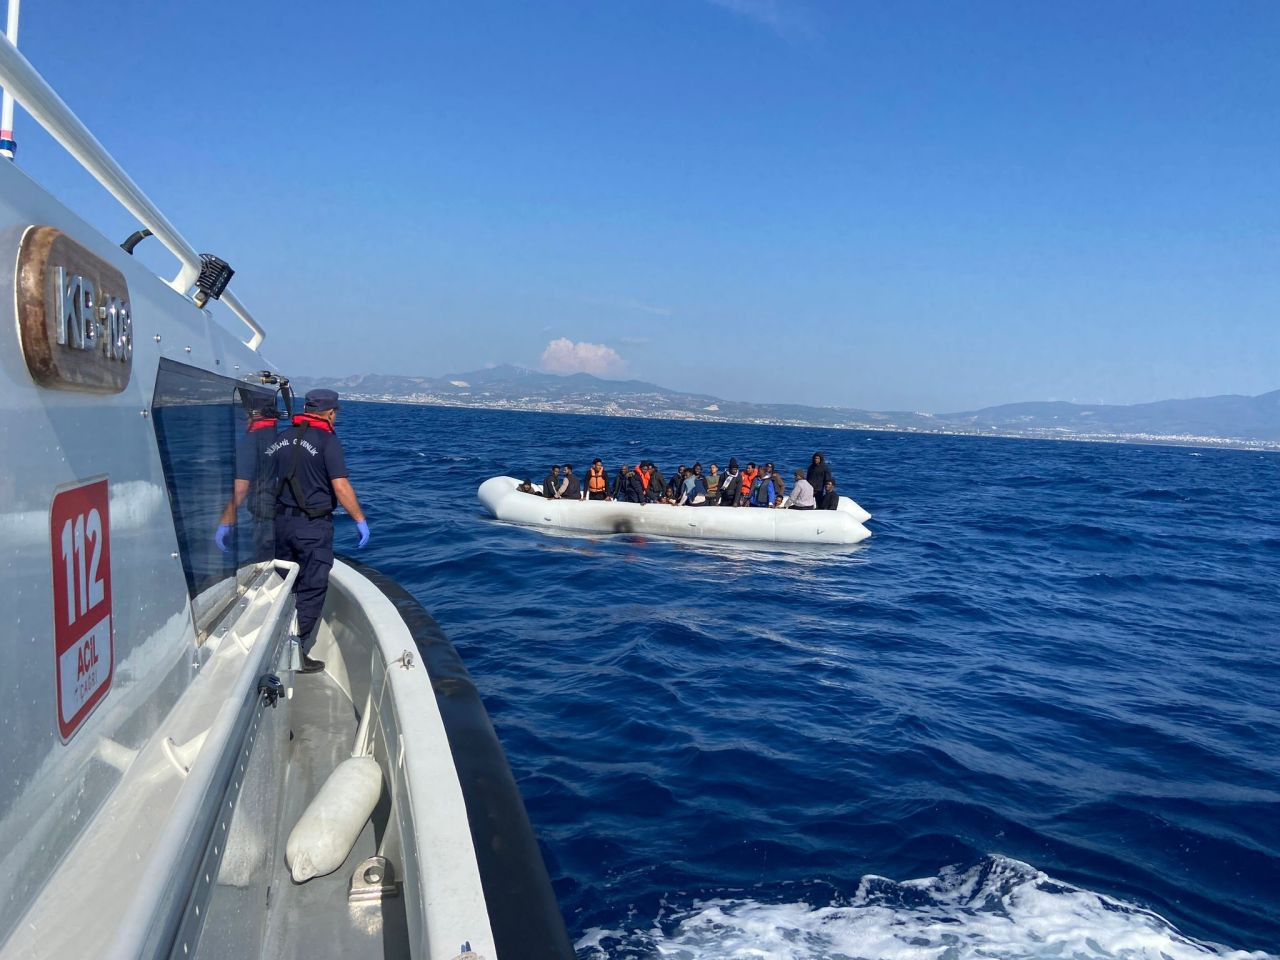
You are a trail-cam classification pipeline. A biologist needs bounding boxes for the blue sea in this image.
[341,402,1279,959]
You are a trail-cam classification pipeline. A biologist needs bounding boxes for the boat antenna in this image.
[0,0,18,159]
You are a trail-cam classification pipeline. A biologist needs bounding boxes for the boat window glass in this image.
[151,358,278,630]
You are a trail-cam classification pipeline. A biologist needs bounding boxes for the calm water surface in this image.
[340,403,1279,959]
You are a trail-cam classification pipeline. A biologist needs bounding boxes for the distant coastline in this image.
[335,392,1280,453]
[288,366,1280,452]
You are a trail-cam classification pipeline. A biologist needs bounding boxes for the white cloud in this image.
[705,0,815,39]
[540,338,626,377]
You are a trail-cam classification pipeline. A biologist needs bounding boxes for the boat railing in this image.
[0,34,266,350]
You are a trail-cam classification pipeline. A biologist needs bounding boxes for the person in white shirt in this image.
[788,469,816,510]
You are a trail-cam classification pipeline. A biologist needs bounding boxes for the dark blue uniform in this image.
[266,413,349,652]
[233,417,281,563]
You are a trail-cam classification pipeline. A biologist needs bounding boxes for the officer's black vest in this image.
[245,421,280,521]
[277,421,334,520]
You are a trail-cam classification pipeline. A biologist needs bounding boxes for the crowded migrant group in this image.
[519,452,841,510]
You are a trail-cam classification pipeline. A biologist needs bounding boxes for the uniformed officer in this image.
[215,402,282,561]
[268,388,369,673]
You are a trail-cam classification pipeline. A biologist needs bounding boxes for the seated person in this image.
[612,463,632,500]
[788,469,815,509]
[819,479,840,510]
[678,464,708,505]
[562,464,582,501]
[719,459,742,506]
[647,463,667,503]
[542,464,562,499]
[664,466,687,504]
[737,462,758,506]
[518,479,539,495]
[585,459,610,500]
[750,464,785,508]
[704,463,721,505]
[765,464,786,507]
[627,462,656,504]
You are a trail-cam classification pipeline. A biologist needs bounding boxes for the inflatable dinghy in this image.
[478,476,872,545]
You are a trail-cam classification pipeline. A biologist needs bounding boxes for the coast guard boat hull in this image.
[478,476,872,545]
[0,28,570,960]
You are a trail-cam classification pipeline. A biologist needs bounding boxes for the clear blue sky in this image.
[13,1,1280,411]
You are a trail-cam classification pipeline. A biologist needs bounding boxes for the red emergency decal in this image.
[50,477,114,741]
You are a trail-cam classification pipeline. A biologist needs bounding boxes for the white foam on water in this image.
[575,857,1277,960]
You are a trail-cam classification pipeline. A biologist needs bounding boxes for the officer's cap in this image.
[304,388,341,412]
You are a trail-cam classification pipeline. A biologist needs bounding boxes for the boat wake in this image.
[575,856,1276,960]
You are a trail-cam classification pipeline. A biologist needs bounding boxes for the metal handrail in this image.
[0,35,266,350]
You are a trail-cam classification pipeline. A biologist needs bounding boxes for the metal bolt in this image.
[153,334,161,343]
[140,409,150,418]
[184,346,192,353]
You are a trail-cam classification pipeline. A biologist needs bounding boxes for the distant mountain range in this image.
[289,366,1280,449]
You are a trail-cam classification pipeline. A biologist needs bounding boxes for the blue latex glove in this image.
[356,520,370,548]
[215,523,232,554]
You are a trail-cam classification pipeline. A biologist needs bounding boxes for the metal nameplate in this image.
[16,226,133,393]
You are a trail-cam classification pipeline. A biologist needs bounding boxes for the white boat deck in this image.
[261,672,410,960]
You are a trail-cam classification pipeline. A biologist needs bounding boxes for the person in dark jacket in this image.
[818,479,840,510]
[806,452,833,495]
[562,464,582,501]
[542,464,561,499]
[626,463,652,504]
[613,463,633,500]
[648,463,666,503]
[266,389,368,673]
[216,404,281,561]
[719,458,741,506]
[664,466,687,504]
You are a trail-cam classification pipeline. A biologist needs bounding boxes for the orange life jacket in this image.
[740,468,758,498]
[588,466,607,493]
[638,465,650,493]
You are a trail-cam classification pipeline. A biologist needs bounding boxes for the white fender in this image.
[285,756,383,882]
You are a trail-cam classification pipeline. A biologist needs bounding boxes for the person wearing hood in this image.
[807,452,833,495]
[719,458,741,506]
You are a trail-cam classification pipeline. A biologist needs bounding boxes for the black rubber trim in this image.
[339,556,574,960]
